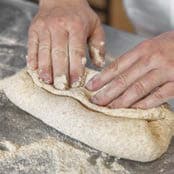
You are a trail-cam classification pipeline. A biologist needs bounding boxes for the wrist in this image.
[39,0,88,8]
[39,0,57,8]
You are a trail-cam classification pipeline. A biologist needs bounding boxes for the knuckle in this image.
[28,26,35,35]
[39,63,50,72]
[47,22,56,31]
[151,51,163,61]
[107,60,118,72]
[143,51,163,68]
[133,81,146,96]
[141,102,147,109]
[39,43,50,51]
[95,95,107,106]
[136,101,147,109]
[38,60,51,73]
[120,90,135,107]
[40,29,50,38]
[52,48,67,57]
[118,95,127,106]
[28,42,38,53]
[49,17,66,29]
[28,35,38,47]
[153,90,164,100]
[28,38,38,46]
[139,56,153,68]
[114,73,128,89]
[56,17,67,27]
[168,82,174,87]
[71,18,84,31]
[152,50,172,69]
[70,47,85,57]
[35,18,46,29]
[167,59,174,70]
[138,40,153,50]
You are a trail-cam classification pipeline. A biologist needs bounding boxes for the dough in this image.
[1,69,174,162]
[27,69,166,121]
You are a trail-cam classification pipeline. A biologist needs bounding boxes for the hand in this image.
[86,32,174,109]
[27,0,105,89]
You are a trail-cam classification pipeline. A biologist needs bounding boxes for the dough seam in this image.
[1,69,174,162]
[27,69,166,121]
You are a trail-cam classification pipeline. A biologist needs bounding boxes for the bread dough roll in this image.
[27,69,167,121]
[1,69,174,162]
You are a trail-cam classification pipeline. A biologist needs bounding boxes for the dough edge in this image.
[1,69,174,162]
[27,68,167,121]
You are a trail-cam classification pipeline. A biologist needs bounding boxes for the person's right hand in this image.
[27,0,105,89]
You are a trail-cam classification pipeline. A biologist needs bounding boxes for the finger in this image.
[90,57,154,106]
[27,29,39,70]
[69,29,87,88]
[108,69,166,108]
[88,21,105,67]
[51,29,69,90]
[132,82,174,109]
[86,45,148,91]
[38,29,53,84]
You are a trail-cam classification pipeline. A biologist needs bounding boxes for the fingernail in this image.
[44,78,52,84]
[132,104,145,109]
[38,70,52,84]
[86,80,93,90]
[42,75,52,84]
[95,58,105,68]
[100,41,105,46]
[95,58,105,67]
[90,96,99,104]
[54,75,68,90]
[71,74,81,88]
[108,101,123,109]
[81,57,87,66]
[108,103,113,109]
[85,75,98,90]
[95,57,105,68]
[72,79,81,88]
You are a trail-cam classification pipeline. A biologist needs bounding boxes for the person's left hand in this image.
[86,31,174,109]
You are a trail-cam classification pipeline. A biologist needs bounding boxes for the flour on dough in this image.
[28,68,166,121]
[1,69,174,162]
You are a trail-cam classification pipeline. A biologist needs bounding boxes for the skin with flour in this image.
[27,0,174,109]
[1,69,174,162]
[86,32,174,109]
[27,0,105,89]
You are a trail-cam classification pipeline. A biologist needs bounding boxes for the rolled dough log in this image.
[27,69,166,121]
[1,69,174,162]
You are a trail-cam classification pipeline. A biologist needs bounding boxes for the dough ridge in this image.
[1,68,174,162]
[28,68,166,121]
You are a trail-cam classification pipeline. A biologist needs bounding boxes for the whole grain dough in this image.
[0,69,174,162]
[27,69,167,121]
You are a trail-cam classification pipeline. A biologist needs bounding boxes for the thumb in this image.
[88,20,105,67]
